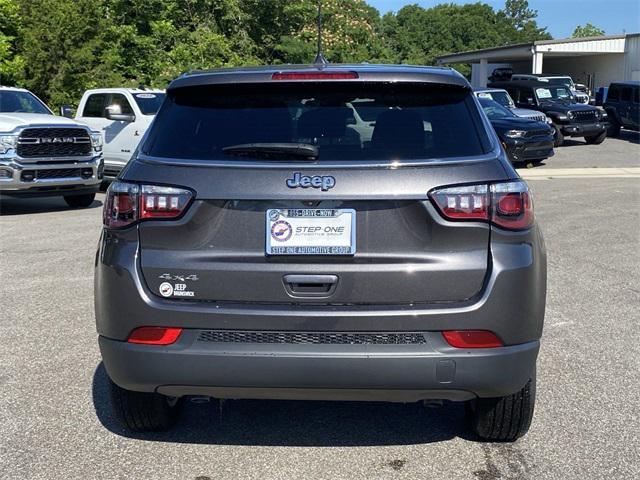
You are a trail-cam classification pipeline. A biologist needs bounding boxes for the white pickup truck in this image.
[0,86,103,207]
[75,88,165,181]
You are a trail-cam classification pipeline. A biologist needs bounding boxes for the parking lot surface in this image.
[1,135,639,480]
[518,129,639,169]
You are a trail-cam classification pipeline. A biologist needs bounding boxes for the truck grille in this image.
[20,168,93,181]
[571,111,597,123]
[17,128,91,158]
[197,330,427,345]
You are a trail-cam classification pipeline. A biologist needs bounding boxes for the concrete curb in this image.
[517,167,640,179]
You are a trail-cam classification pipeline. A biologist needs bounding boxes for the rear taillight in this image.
[128,327,183,345]
[271,71,359,80]
[428,184,489,220]
[103,181,193,229]
[429,180,533,231]
[442,330,503,348]
[489,182,533,230]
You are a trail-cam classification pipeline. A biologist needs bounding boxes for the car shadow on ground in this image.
[561,130,640,147]
[616,130,640,145]
[92,363,471,446]
[559,139,587,147]
[516,159,548,169]
[0,196,102,215]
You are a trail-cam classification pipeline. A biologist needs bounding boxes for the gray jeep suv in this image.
[95,64,546,441]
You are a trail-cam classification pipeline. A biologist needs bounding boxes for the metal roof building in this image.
[437,33,640,91]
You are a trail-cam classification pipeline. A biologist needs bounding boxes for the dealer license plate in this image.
[266,208,356,255]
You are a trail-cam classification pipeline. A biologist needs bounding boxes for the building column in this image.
[479,58,488,87]
[532,50,544,74]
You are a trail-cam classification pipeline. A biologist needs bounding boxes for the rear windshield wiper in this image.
[222,143,319,160]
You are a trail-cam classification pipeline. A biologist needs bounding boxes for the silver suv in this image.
[96,64,547,442]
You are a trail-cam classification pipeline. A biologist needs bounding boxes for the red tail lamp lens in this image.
[428,184,489,221]
[103,182,192,228]
[272,71,359,80]
[103,182,139,228]
[490,182,533,230]
[429,180,533,231]
[140,185,192,220]
[128,327,183,345]
[442,330,503,348]
[497,193,524,215]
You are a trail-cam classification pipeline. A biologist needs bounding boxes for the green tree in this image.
[572,23,605,38]
[3,0,558,108]
[500,0,551,42]
[0,0,24,85]
[503,0,535,30]
[18,0,112,107]
[99,0,260,85]
[383,3,513,73]
[383,1,551,76]
[254,0,390,64]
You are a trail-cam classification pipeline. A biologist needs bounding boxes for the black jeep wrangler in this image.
[604,81,640,137]
[489,80,607,146]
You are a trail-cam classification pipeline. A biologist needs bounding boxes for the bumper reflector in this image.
[127,327,183,345]
[442,330,503,348]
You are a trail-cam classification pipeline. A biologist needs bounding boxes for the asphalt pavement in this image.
[520,129,640,169]
[1,134,639,480]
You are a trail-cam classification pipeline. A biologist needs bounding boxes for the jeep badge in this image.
[286,172,336,191]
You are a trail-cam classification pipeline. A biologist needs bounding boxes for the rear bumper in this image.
[99,333,539,401]
[96,215,546,403]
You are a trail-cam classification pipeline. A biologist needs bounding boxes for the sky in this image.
[368,0,640,39]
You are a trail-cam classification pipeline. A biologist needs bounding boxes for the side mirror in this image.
[105,104,135,122]
[60,105,74,118]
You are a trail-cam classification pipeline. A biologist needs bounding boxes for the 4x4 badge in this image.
[286,172,335,191]
[158,273,199,282]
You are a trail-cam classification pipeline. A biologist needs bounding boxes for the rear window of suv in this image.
[143,83,489,161]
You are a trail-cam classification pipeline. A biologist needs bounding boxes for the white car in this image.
[474,88,551,124]
[75,88,165,180]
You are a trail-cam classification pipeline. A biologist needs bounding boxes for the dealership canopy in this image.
[437,33,640,90]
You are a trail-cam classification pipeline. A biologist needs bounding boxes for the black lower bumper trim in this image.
[0,185,99,198]
[99,333,539,401]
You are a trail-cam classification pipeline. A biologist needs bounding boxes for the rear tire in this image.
[468,375,536,442]
[63,193,95,208]
[584,131,607,145]
[553,126,564,147]
[109,378,183,432]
